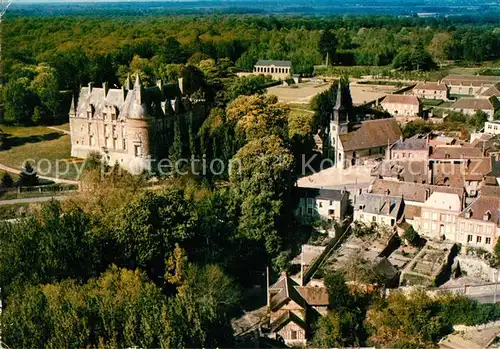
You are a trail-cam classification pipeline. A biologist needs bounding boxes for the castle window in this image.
[134,144,141,157]
[89,135,94,146]
[123,137,127,150]
[486,237,492,244]
[112,125,117,138]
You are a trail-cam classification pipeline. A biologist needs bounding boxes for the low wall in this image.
[455,255,497,282]
[453,320,500,332]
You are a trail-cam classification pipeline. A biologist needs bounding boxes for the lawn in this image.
[0,125,79,180]
[421,99,444,107]
[56,123,70,132]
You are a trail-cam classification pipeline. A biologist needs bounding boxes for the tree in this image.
[471,110,489,129]
[113,189,197,279]
[2,77,36,125]
[366,290,449,348]
[226,94,289,140]
[427,33,453,65]
[230,135,294,255]
[228,75,272,101]
[324,270,352,310]
[30,64,61,123]
[319,30,338,65]
[403,226,420,246]
[392,47,436,71]
[312,311,361,348]
[19,162,38,186]
[1,172,14,187]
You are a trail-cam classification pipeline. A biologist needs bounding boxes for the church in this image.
[325,82,402,169]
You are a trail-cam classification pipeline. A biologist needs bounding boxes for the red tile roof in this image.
[381,94,420,106]
[451,96,500,111]
[430,146,484,160]
[339,118,402,152]
[414,82,448,91]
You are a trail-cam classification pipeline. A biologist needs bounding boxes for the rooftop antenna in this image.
[0,0,12,82]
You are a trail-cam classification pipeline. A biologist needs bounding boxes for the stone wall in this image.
[454,255,497,282]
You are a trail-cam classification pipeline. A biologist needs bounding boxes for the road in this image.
[0,195,67,205]
[0,163,79,185]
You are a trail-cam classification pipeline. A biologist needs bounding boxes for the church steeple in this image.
[334,81,346,111]
[332,81,348,124]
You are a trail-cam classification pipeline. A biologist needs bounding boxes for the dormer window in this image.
[483,211,491,222]
[86,105,94,119]
[466,209,473,219]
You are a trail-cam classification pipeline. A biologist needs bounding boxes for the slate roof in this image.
[74,74,186,121]
[355,193,404,218]
[459,196,500,227]
[270,310,307,332]
[392,135,428,151]
[339,118,402,152]
[269,272,329,312]
[255,60,292,67]
[269,273,306,311]
[414,82,448,91]
[442,74,500,87]
[371,160,428,183]
[451,96,500,111]
[296,187,345,201]
[372,257,400,285]
[381,94,420,106]
[370,179,465,203]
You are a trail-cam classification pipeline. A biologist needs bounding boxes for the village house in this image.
[380,94,421,117]
[412,81,449,100]
[368,179,465,229]
[253,60,292,80]
[387,134,430,161]
[267,272,329,346]
[353,192,405,227]
[413,192,463,241]
[485,120,500,135]
[296,187,349,222]
[369,179,465,208]
[69,74,205,173]
[456,193,500,252]
[478,84,500,100]
[441,74,500,96]
[450,96,500,120]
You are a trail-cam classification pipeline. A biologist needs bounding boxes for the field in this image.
[0,125,79,180]
[267,81,332,104]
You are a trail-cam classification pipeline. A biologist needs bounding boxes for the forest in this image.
[2,14,500,124]
[2,13,500,347]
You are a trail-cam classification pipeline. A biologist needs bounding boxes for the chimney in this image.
[88,82,93,95]
[121,86,127,103]
[178,77,184,95]
[427,162,433,185]
[102,82,109,98]
[134,72,142,105]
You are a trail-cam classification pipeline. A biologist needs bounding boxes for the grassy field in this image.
[0,125,79,180]
[56,123,70,132]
